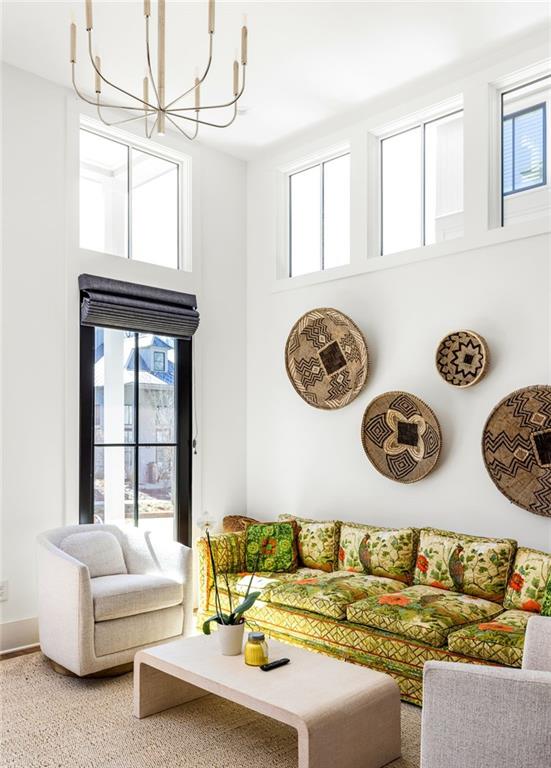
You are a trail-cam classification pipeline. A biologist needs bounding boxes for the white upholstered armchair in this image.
[37,524,193,676]
[421,615,551,768]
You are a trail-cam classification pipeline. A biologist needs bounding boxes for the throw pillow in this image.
[359,528,416,584]
[413,533,461,591]
[504,547,551,613]
[60,530,127,578]
[296,521,340,572]
[245,522,298,573]
[338,523,374,572]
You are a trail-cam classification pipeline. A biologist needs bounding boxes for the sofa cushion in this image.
[91,574,183,622]
[503,547,551,613]
[413,528,516,602]
[217,568,326,601]
[278,515,339,572]
[346,585,502,647]
[359,527,417,584]
[447,609,529,667]
[204,531,247,573]
[245,522,298,572]
[60,531,127,578]
[268,572,406,620]
[338,523,377,572]
[542,575,551,617]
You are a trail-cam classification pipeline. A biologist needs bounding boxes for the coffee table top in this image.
[137,633,395,721]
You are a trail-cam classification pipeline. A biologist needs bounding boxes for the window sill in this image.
[270,215,550,293]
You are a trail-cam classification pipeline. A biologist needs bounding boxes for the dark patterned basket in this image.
[435,329,488,388]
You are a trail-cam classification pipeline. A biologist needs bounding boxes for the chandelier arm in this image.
[72,65,147,111]
[147,114,160,139]
[166,114,199,141]
[96,101,154,128]
[168,67,246,113]
[166,103,237,129]
[87,30,156,110]
[145,16,162,109]
[165,33,213,110]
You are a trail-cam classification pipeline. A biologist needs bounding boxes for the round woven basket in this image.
[435,329,488,388]
[285,307,368,410]
[361,391,442,483]
[482,385,551,518]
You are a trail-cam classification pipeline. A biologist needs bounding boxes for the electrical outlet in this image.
[0,580,8,602]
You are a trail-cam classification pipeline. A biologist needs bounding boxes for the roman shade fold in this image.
[79,274,199,338]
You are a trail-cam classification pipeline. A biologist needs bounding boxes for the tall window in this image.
[501,76,550,226]
[288,152,350,277]
[79,124,189,270]
[381,110,464,255]
[80,327,192,543]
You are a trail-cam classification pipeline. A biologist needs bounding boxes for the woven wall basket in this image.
[482,385,551,518]
[361,391,442,483]
[285,308,368,409]
[435,329,488,388]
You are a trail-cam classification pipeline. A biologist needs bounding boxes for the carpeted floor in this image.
[0,652,421,767]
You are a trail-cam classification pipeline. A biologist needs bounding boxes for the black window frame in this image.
[79,325,192,546]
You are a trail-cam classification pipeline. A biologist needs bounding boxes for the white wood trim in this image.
[0,617,39,653]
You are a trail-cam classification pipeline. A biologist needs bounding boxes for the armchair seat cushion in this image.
[91,574,183,622]
[268,573,406,620]
[447,609,530,667]
[346,585,502,647]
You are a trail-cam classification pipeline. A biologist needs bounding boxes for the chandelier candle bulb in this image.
[94,56,101,93]
[70,23,76,63]
[144,0,150,17]
[233,60,239,96]
[208,0,215,33]
[85,0,93,30]
[241,26,248,66]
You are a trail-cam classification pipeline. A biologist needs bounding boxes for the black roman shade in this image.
[79,274,200,338]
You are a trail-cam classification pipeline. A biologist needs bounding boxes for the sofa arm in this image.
[197,532,246,613]
[523,614,551,672]
[421,661,551,768]
[36,535,95,675]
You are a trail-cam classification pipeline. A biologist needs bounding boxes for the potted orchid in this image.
[202,529,261,655]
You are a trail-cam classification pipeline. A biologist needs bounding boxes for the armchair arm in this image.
[36,535,95,675]
[197,532,246,613]
[146,534,193,636]
[421,661,551,768]
[523,615,551,672]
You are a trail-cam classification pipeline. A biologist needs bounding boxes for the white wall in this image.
[0,63,247,648]
[246,37,551,553]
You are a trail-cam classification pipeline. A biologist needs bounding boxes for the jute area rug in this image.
[1,652,421,768]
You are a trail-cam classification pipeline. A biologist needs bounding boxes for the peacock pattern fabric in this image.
[338,523,374,572]
[358,528,417,584]
[503,547,551,613]
[215,569,328,601]
[285,308,368,410]
[361,392,442,483]
[346,585,503,647]
[413,529,516,602]
[447,609,530,667]
[482,385,551,518]
[268,572,406,620]
[541,574,551,617]
[245,522,298,573]
[296,521,341,572]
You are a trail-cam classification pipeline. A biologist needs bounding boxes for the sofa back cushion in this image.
[414,528,516,602]
[245,522,298,573]
[503,547,551,613]
[338,523,376,572]
[59,531,127,578]
[278,515,339,572]
[358,528,417,584]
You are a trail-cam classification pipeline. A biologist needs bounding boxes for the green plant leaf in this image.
[202,613,230,635]
[233,590,261,618]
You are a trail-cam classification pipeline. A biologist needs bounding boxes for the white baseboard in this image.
[0,617,39,653]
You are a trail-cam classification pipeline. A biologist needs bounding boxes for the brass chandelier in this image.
[70,0,248,140]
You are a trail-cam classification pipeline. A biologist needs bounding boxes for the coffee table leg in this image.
[134,658,207,718]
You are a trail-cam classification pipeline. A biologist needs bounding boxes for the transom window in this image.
[79,123,190,271]
[288,152,350,277]
[380,110,464,256]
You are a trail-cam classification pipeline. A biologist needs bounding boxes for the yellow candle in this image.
[208,0,215,33]
[95,56,101,93]
[241,26,247,66]
[70,23,76,63]
[85,0,93,31]
[233,60,239,96]
[195,77,201,110]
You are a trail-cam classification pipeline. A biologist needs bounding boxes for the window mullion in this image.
[133,332,139,528]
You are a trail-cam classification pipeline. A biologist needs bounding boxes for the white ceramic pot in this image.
[217,622,245,656]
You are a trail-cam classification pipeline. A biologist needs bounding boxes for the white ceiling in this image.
[2,1,550,159]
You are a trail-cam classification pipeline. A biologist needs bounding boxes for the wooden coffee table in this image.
[134,634,401,768]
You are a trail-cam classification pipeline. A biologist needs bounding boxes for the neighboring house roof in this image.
[94,334,175,387]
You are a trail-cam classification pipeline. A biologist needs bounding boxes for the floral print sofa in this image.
[197,518,551,705]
